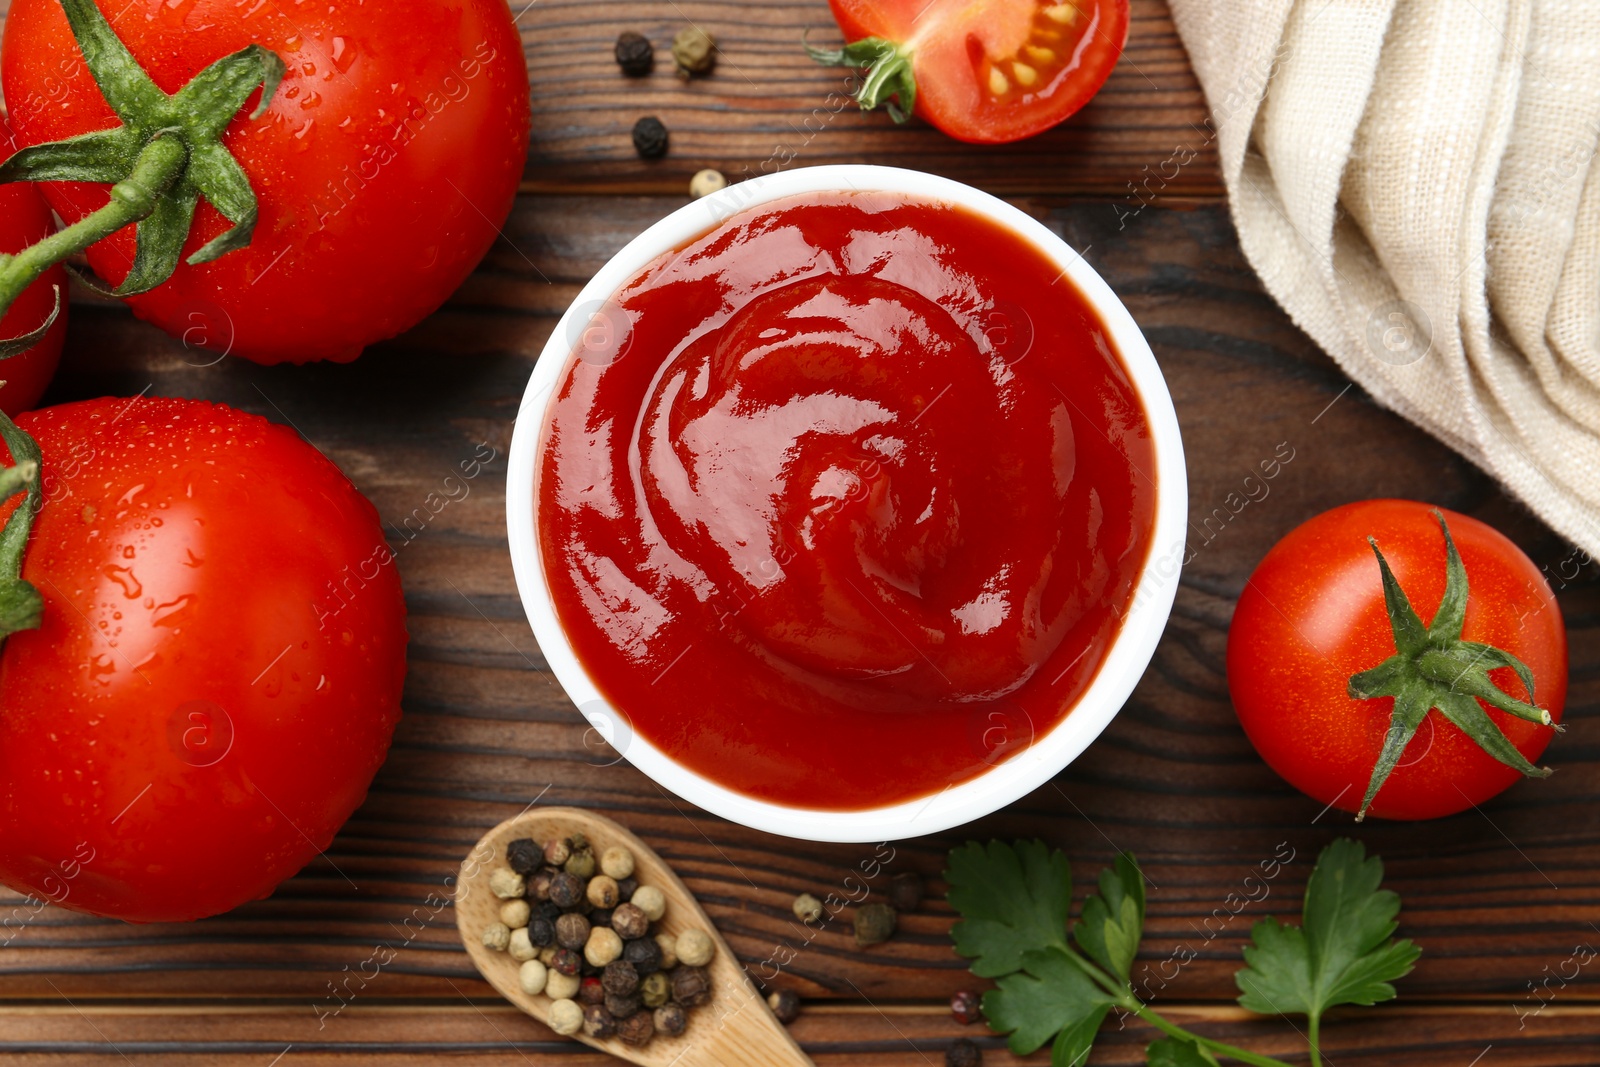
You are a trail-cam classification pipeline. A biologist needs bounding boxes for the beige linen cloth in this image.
[1168,0,1600,555]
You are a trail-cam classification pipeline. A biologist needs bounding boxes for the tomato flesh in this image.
[1228,500,1566,821]
[829,0,1128,143]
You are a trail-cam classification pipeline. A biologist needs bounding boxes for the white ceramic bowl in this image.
[506,164,1187,843]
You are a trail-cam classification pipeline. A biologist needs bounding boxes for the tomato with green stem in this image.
[0,397,407,922]
[0,0,529,364]
[808,0,1128,144]
[1228,500,1565,821]
[0,119,67,416]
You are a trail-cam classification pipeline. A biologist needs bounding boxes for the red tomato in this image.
[827,0,1128,143]
[0,398,407,921]
[0,119,66,416]
[1,0,529,364]
[1228,500,1566,821]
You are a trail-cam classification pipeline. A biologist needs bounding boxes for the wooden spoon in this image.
[456,806,815,1067]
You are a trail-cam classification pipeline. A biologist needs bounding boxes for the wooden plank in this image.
[0,198,1593,1041]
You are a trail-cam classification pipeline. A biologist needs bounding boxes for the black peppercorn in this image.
[888,871,924,912]
[506,838,542,875]
[532,899,562,922]
[551,948,583,976]
[583,1002,617,1038]
[602,959,640,997]
[670,965,711,1008]
[617,877,639,902]
[612,902,650,940]
[653,1002,686,1036]
[549,871,584,909]
[590,907,614,928]
[854,902,897,946]
[605,992,643,1019]
[527,917,556,948]
[555,912,591,951]
[580,976,606,1004]
[616,1008,655,1046]
[632,116,669,160]
[767,988,801,1023]
[623,935,662,975]
[614,31,653,77]
[950,989,981,1025]
[946,1037,982,1067]
[580,957,602,978]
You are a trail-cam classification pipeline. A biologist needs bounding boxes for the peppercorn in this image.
[792,893,823,923]
[555,912,591,951]
[854,902,897,946]
[602,959,640,996]
[518,959,548,996]
[586,926,624,968]
[640,970,671,1008]
[489,867,525,900]
[532,900,562,923]
[565,845,598,880]
[580,976,606,1004]
[617,877,639,902]
[590,907,614,928]
[767,988,801,1023]
[631,116,669,160]
[544,838,572,868]
[950,989,982,1025]
[676,927,714,967]
[551,948,583,976]
[548,998,584,1036]
[617,1008,655,1046]
[613,31,653,77]
[549,871,584,909]
[500,899,531,929]
[581,957,602,978]
[655,932,679,969]
[671,965,712,1008]
[481,921,511,952]
[526,868,556,902]
[612,902,650,940]
[689,169,726,199]
[605,992,643,1019]
[888,871,925,912]
[671,26,716,77]
[946,1037,982,1067]
[583,1002,617,1038]
[539,945,558,966]
[528,917,556,948]
[623,935,662,974]
[588,874,620,909]
[601,845,636,880]
[545,969,581,1001]
[506,838,542,875]
[508,927,537,962]
[654,1002,687,1036]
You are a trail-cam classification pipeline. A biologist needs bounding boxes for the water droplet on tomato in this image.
[300,91,321,110]
[331,36,355,72]
[104,565,142,599]
[151,595,195,627]
[122,545,135,559]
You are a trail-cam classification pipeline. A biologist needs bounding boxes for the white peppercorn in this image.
[600,845,636,880]
[481,921,511,952]
[545,969,581,1001]
[509,926,537,962]
[690,169,727,199]
[585,925,624,967]
[587,874,620,909]
[518,959,548,996]
[548,997,584,1036]
[676,927,714,967]
[632,885,666,922]
[500,899,531,928]
[543,838,572,867]
[488,867,525,899]
[793,893,823,923]
[539,944,559,966]
[655,932,678,969]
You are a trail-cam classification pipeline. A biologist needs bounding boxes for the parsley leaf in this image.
[983,946,1113,1056]
[948,839,1072,977]
[1074,853,1145,983]
[1146,1037,1220,1066]
[1235,838,1420,1019]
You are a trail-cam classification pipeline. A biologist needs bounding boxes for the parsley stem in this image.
[1126,1003,1298,1067]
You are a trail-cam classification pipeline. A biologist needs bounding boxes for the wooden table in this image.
[4,1,1598,1063]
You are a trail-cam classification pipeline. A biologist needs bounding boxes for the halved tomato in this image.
[811,0,1128,144]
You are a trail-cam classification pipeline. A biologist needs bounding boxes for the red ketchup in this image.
[538,191,1156,810]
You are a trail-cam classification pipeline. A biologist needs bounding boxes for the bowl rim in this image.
[505,164,1188,843]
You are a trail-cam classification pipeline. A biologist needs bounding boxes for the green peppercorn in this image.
[640,970,671,1008]
[614,31,653,77]
[565,845,597,880]
[671,26,716,77]
[854,902,897,946]
[632,116,669,160]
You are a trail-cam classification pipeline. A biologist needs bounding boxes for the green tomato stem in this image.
[0,135,186,320]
